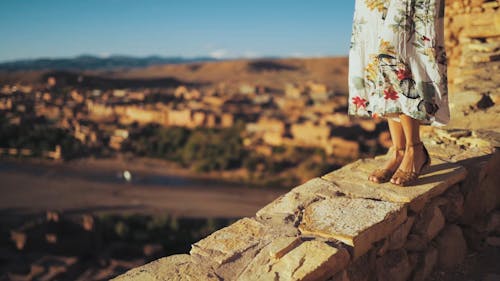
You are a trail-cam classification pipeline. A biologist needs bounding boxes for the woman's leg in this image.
[368,118,405,183]
[390,114,428,185]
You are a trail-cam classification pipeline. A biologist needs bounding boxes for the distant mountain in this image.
[0,55,219,71]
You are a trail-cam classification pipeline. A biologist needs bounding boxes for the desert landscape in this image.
[1,0,499,280]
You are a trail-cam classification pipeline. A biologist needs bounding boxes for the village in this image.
[0,74,388,163]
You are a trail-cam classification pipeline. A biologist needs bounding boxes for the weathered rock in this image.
[321,156,467,208]
[420,127,496,162]
[346,249,377,281]
[267,236,302,260]
[460,151,500,225]
[412,203,445,242]
[486,211,500,233]
[256,178,333,220]
[435,224,467,270]
[440,185,465,222]
[411,246,438,281]
[461,226,485,251]
[255,178,343,241]
[237,239,350,281]
[375,249,413,281]
[388,216,415,250]
[329,270,350,281]
[404,234,428,252]
[111,254,220,281]
[190,217,265,265]
[374,238,389,257]
[298,197,407,258]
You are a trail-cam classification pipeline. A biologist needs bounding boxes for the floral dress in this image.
[348,0,450,126]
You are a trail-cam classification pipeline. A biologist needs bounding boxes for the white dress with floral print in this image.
[348,0,450,126]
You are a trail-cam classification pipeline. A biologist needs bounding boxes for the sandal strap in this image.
[392,169,418,186]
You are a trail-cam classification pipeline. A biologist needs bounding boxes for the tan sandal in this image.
[368,146,405,183]
[390,141,431,187]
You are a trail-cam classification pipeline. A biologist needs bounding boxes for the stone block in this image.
[321,156,467,207]
[440,185,465,222]
[255,177,340,240]
[345,249,377,281]
[411,246,438,281]
[256,177,339,221]
[111,254,219,281]
[267,236,302,260]
[436,224,467,270]
[237,239,350,281]
[298,197,407,258]
[375,249,413,281]
[411,203,445,242]
[404,234,428,252]
[388,216,415,250]
[461,151,500,225]
[329,270,350,281]
[190,217,265,265]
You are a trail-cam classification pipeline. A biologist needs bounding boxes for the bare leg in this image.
[390,114,428,185]
[368,118,405,183]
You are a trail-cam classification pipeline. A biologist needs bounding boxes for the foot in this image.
[368,146,405,183]
[390,141,430,186]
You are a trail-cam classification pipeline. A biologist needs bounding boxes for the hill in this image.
[0,57,349,94]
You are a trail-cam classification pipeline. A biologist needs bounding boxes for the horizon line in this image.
[0,53,349,64]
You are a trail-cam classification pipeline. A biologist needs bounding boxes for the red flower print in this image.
[372,112,379,119]
[352,96,367,108]
[396,68,412,80]
[422,35,431,42]
[384,88,399,100]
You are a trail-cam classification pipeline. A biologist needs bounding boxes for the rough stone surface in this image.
[328,270,350,281]
[255,177,340,239]
[112,123,499,281]
[298,197,407,258]
[436,224,467,270]
[411,246,438,281]
[404,234,428,252]
[267,236,303,260]
[461,151,500,225]
[388,216,415,250]
[321,156,467,206]
[440,185,465,222]
[375,249,413,281]
[237,239,350,281]
[111,254,220,281]
[256,177,333,220]
[190,217,265,265]
[412,203,446,242]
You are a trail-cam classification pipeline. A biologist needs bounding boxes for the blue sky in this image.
[0,0,355,62]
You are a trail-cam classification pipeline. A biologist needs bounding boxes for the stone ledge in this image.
[190,217,266,265]
[113,128,499,281]
[237,239,350,281]
[111,254,220,281]
[298,196,407,259]
[321,156,467,212]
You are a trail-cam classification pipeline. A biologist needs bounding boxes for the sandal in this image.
[390,141,431,187]
[368,146,405,183]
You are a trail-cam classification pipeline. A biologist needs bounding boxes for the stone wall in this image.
[111,127,499,281]
[445,0,500,130]
[112,2,500,280]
